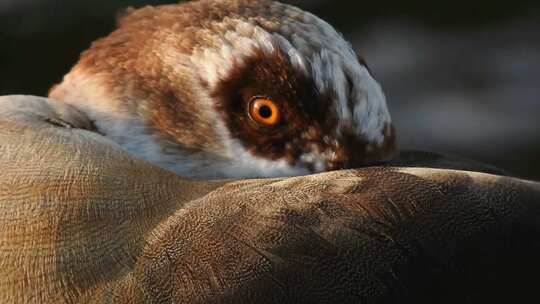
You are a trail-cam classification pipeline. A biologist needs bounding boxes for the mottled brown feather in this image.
[1,95,539,303]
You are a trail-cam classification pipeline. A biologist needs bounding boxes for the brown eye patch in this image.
[212,49,334,161]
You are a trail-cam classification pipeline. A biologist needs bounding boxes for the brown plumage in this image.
[49,0,395,179]
[1,95,539,303]
[1,1,539,303]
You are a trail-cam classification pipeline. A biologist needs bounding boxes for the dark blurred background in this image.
[1,0,539,179]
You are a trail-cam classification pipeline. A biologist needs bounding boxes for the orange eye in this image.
[248,97,281,126]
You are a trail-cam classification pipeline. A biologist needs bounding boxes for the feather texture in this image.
[0,95,539,303]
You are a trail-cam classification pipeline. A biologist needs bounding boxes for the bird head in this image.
[50,0,396,179]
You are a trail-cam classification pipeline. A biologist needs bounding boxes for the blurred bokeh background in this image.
[1,0,539,179]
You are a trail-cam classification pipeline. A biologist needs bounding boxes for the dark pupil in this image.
[259,105,273,119]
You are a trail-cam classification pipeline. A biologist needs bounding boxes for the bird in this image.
[49,0,396,179]
[1,0,539,303]
[0,94,540,303]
